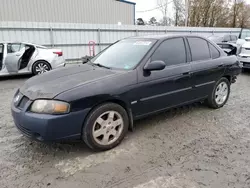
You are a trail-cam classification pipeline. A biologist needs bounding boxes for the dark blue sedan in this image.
[12,34,241,151]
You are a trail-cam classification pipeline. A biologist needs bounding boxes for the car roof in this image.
[130,34,208,40]
[0,41,38,45]
[0,41,47,48]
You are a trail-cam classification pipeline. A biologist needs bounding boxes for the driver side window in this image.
[7,43,21,53]
[151,38,186,66]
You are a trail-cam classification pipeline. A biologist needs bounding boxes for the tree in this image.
[136,18,145,25]
[157,0,170,25]
[149,17,157,25]
[187,0,239,27]
[231,0,244,27]
[237,3,250,28]
[173,0,184,26]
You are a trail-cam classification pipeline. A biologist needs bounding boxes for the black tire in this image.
[206,77,230,109]
[32,61,51,75]
[82,103,129,151]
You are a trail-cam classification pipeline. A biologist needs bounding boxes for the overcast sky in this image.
[130,0,250,23]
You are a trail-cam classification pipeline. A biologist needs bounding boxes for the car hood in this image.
[20,64,119,100]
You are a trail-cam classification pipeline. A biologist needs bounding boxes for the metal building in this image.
[0,0,136,25]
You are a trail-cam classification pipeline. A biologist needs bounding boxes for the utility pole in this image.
[185,0,189,27]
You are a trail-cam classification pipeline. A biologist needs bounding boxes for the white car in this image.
[238,37,250,69]
[0,42,65,76]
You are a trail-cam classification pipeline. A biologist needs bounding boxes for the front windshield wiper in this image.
[94,63,111,69]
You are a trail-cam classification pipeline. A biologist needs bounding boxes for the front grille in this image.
[18,96,29,109]
[243,62,250,68]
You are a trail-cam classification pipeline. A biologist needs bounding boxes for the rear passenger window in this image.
[187,37,210,61]
[151,38,186,66]
[209,43,220,59]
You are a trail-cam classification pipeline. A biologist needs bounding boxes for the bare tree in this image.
[157,0,169,25]
[237,3,250,28]
[173,0,184,26]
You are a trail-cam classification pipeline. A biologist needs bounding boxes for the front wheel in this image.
[32,61,51,75]
[206,77,230,109]
[82,103,129,151]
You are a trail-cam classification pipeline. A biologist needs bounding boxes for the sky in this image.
[130,0,250,23]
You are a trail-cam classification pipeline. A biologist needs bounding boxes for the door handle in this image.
[182,72,190,75]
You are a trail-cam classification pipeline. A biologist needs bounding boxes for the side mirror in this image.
[144,60,166,71]
[82,55,92,64]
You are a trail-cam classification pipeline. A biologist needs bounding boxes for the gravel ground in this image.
[0,73,250,188]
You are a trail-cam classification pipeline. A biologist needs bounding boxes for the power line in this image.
[136,1,173,13]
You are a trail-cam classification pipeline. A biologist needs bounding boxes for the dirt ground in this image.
[0,73,250,188]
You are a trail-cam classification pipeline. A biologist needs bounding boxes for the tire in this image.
[32,61,51,75]
[206,77,230,109]
[82,103,129,151]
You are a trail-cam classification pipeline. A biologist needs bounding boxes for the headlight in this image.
[30,100,70,114]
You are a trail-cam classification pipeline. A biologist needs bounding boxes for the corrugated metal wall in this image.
[0,0,134,25]
[0,21,241,60]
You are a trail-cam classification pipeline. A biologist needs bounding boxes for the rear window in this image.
[188,37,210,61]
[223,35,231,42]
[208,36,223,43]
[231,35,237,41]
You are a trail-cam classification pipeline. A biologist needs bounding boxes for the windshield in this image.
[92,39,156,70]
[239,29,250,39]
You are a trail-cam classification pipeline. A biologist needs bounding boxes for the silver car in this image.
[0,42,65,76]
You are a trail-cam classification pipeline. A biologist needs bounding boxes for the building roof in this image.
[117,0,136,5]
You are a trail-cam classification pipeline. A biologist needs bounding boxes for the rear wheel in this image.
[32,61,51,75]
[206,77,230,109]
[82,103,129,151]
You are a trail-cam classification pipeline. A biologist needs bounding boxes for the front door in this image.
[4,43,25,73]
[133,37,193,118]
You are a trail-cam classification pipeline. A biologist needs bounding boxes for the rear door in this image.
[133,37,193,117]
[5,43,25,72]
[188,37,225,99]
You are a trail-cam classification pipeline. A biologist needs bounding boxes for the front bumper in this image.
[238,56,250,69]
[11,97,90,141]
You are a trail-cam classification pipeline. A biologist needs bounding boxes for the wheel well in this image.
[223,75,231,83]
[83,99,134,132]
[32,60,51,72]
